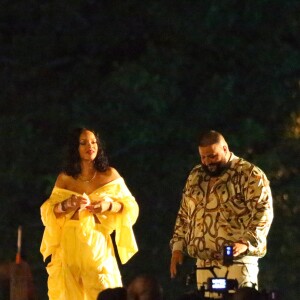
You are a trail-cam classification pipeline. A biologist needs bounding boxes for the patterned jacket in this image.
[170,153,273,264]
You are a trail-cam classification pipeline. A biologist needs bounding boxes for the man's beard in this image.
[202,160,231,177]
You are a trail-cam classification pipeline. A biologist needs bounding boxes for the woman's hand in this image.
[67,195,88,210]
[54,195,88,216]
[86,200,112,214]
[85,195,123,214]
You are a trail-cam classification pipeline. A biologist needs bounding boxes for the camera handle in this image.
[186,265,223,286]
[195,265,222,279]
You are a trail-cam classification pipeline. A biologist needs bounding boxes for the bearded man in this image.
[170,130,273,298]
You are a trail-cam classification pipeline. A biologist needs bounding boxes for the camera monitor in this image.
[207,277,238,293]
[207,278,227,292]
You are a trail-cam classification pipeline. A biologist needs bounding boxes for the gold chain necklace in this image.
[78,171,97,183]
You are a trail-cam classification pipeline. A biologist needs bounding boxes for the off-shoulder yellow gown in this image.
[40,178,138,300]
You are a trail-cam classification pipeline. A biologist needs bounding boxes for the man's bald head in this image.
[198,130,228,148]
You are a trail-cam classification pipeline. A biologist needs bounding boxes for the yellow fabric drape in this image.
[40,177,139,264]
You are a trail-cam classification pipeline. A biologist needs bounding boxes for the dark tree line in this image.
[0,1,299,299]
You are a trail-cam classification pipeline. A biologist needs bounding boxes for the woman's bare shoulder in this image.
[55,172,73,189]
[106,167,121,180]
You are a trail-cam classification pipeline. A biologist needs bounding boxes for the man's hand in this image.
[170,250,183,278]
[233,242,248,257]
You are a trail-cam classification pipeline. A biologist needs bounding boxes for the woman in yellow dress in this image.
[40,127,139,300]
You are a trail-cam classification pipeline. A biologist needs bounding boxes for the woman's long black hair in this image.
[62,127,109,177]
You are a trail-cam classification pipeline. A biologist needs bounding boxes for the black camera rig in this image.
[185,265,238,300]
[183,246,278,300]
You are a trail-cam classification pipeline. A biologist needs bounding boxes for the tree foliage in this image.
[0,1,299,299]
